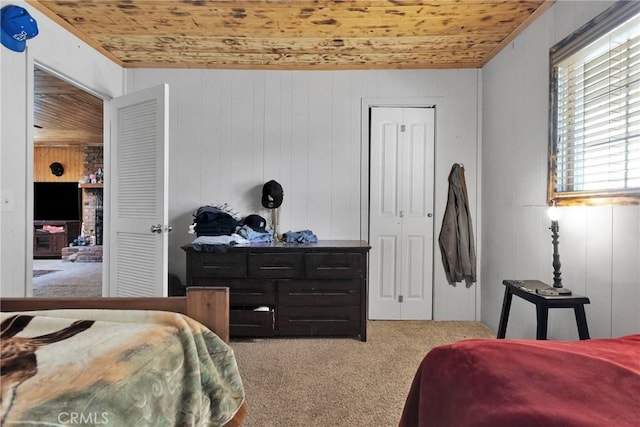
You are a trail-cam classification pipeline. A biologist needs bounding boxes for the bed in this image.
[399,335,640,427]
[1,287,246,427]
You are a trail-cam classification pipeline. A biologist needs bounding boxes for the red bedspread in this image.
[399,335,640,427]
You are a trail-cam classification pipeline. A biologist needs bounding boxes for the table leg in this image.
[536,304,549,340]
[574,305,590,340]
[497,287,513,339]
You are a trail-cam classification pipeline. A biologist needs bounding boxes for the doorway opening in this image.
[32,67,104,297]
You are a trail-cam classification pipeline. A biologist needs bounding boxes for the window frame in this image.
[548,1,640,206]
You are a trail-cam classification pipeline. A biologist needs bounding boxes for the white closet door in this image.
[108,84,169,297]
[369,107,404,319]
[399,107,435,319]
[369,107,435,320]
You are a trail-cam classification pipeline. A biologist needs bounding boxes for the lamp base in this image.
[271,208,280,242]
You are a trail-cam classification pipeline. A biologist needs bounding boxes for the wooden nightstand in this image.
[497,279,590,340]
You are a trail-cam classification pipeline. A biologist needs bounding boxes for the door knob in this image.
[165,225,173,233]
[150,224,163,233]
[427,213,433,217]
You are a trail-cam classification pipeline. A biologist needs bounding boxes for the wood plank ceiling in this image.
[31,1,553,147]
[34,69,103,147]
[29,0,553,70]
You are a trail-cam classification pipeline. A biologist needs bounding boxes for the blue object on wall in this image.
[1,5,39,52]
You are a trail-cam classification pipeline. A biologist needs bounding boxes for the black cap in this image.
[262,180,283,209]
[243,214,267,232]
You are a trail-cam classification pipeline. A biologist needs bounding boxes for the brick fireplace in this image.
[62,245,103,262]
[81,186,103,241]
[81,146,103,245]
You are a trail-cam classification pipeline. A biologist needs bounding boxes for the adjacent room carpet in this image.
[230,320,495,427]
[32,269,61,277]
[32,260,102,297]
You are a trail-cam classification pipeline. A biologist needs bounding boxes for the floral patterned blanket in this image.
[1,309,245,426]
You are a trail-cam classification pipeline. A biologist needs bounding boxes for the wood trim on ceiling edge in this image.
[119,60,484,70]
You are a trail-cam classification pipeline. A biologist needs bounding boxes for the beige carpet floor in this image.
[32,259,102,297]
[231,320,495,427]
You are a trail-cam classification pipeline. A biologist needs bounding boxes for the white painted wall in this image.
[0,0,123,296]
[127,68,482,320]
[482,0,640,339]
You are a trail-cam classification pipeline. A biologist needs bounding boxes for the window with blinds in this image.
[549,2,640,205]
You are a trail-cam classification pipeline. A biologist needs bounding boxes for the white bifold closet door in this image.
[369,107,435,320]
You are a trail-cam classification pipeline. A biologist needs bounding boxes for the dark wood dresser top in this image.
[182,239,371,253]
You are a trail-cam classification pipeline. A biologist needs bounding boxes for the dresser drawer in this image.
[278,280,360,306]
[190,278,276,306]
[229,279,276,306]
[230,309,274,337]
[188,252,247,278]
[248,253,304,279]
[277,306,360,336]
[305,253,363,279]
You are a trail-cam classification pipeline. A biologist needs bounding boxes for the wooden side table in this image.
[497,279,590,340]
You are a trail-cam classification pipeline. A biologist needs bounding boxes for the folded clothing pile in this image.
[283,230,318,244]
[192,206,239,237]
[190,234,250,251]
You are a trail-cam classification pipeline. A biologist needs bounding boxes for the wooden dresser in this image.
[183,240,370,341]
[33,220,81,258]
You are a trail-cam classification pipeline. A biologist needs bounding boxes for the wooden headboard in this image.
[0,287,230,343]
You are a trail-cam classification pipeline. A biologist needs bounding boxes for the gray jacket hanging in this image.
[438,163,477,284]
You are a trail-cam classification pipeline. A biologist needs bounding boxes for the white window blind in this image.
[551,4,640,202]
